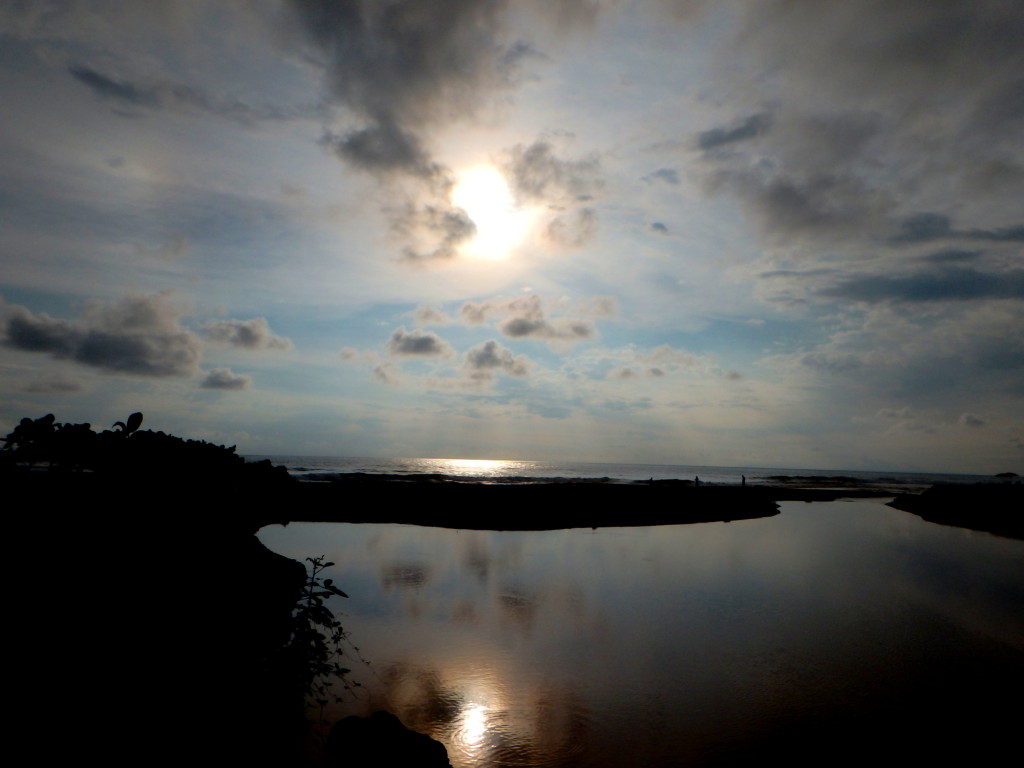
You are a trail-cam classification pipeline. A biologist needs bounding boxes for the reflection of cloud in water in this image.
[381,563,430,589]
[257,502,1024,765]
[498,586,537,632]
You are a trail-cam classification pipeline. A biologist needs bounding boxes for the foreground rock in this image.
[324,711,452,767]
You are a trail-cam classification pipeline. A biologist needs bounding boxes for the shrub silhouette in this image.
[1,411,293,490]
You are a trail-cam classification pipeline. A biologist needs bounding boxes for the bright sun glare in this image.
[452,165,532,259]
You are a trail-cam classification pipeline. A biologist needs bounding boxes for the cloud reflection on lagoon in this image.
[258,499,1024,766]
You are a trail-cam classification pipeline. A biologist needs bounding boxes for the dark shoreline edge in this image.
[288,478,785,529]
[888,482,1024,540]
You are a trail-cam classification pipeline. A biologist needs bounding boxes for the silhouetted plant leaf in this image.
[125,412,143,434]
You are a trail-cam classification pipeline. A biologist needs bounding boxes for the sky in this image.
[1,0,1022,474]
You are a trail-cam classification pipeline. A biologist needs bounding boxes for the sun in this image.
[452,165,532,259]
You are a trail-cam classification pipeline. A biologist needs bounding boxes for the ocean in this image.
[246,455,1000,491]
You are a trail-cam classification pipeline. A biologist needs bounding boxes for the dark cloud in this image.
[892,213,1024,244]
[644,168,680,185]
[923,249,984,264]
[288,1,544,262]
[697,113,772,151]
[387,327,454,357]
[4,308,78,356]
[500,315,593,342]
[204,318,292,350]
[289,0,521,174]
[200,367,251,390]
[461,295,596,345]
[463,339,530,382]
[397,203,477,262]
[820,268,1024,304]
[68,64,311,123]
[2,294,202,377]
[69,65,157,107]
[503,141,603,204]
[289,3,610,262]
[698,2,1024,254]
[319,119,433,177]
[959,413,986,428]
[712,169,886,242]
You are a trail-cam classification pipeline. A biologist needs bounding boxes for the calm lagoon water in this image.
[258,499,1024,767]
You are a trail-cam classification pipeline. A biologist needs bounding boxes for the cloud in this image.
[800,351,864,374]
[643,168,679,185]
[697,112,772,151]
[574,295,617,318]
[460,295,597,346]
[463,339,531,383]
[373,362,402,385]
[2,294,202,377]
[709,167,889,244]
[288,0,536,262]
[25,371,84,394]
[862,407,937,435]
[819,268,1024,304]
[69,64,157,107]
[68,64,313,123]
[767,301,1024,414]
[959,413,986,428]
[503,140,603,204]
[387,326,454,357]
[545,207,598,248]
[319,119,434,178]
[413,305,451,326]
[923,249,984,264]
[891,213,1024,244]
[527,402,572,419]
[204,317,292,350]
[395,200,477,262]
[288,0,521,156]
[695,1,1024,257]
[499,314,594,342]
[323,134,477,262]
[200,367,251,390]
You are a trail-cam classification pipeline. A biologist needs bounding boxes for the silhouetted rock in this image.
[324,711,452,767]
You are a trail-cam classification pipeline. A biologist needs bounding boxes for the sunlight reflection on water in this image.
[427,458,530,478]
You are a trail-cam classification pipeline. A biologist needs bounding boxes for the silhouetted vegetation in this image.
[2,411,367,764]
[276,555,370,744]
[1,411,292,490]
